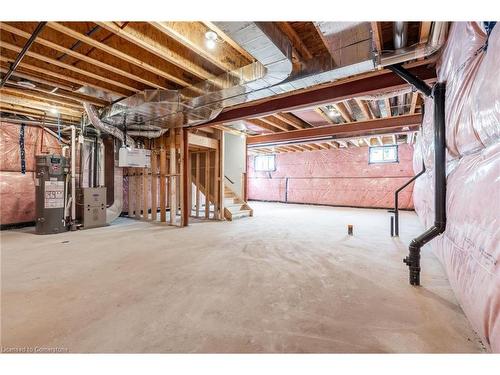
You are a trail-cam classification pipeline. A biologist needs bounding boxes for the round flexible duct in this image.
[83,102,136,147]
[106,165,123,223]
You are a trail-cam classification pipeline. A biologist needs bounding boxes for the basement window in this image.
[254,155,276,172]
[369,145,398,164]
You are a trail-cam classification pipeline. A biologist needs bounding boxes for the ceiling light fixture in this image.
[205,31,218,50]
[49,107,59,114]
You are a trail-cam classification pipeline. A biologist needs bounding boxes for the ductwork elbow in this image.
[379,22,448,67]
[84,103,136,147]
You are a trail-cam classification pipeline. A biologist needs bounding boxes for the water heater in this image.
[35,154,69,234]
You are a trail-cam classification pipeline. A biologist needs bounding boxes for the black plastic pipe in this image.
[387,63,447,286]
[0,22,47,88]
[392,162,426,237]
[387,64,433,97]
[404,82,447,285]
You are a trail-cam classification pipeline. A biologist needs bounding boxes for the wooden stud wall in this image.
[123,129,223,227]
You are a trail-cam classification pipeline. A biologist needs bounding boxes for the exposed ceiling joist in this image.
[149,21,249,73]
[0,23,166,90]
[202,22,256,63]
[46,22,191,87]
[273,112,306,129]
[314,107,336,124]
[410,92,418,114]
[1,87,82,110]
[334,102,353,123]
[384,98,392,117]
[257,117,289,132]
[0,104,79,122]
[246,119,280,133]
[97,22,216,82]
[0,56,125,98]
[1,40,137,93]
[355,98,373,120]
[0,91,81,114]
[275,22,313,61]
[419,22,433,43]
[371,22,383,55]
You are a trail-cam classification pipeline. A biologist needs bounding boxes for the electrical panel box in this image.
[35,154,69,234]
[77,187,107,229]
[118,147,151,168]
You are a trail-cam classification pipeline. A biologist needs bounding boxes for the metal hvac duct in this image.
[393,21,409,49]
[90,22,447,136]
[84,102,136,147]
[393,22,409,116]
[97,22,293,130]
[380,22,448,67]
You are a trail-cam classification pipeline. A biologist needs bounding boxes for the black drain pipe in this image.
[391,162,426,237]
[0,22,47,88]
[387,64,447,286]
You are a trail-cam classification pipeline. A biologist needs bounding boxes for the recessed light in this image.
[50,107,59,114]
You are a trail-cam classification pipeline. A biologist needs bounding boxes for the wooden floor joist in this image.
[46,22,191,88]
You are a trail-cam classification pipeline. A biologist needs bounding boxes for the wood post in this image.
[160,136,167,222]
[127,168,134,217]
[181,128,189,227]
[218,129,225,220]
[169,130,177,225]
[142,166,148,220]
[205,151,210,219]
[195,153,200,217]
[135,168,141,218]
[151,146,157,221]
[214,141,220,219]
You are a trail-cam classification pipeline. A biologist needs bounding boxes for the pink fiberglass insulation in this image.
[248,143,415,209]
[412,22,499,352]
[0,171,37,225]
[291,109,330,127]
[0,122,62,225]
[0,121,62,172]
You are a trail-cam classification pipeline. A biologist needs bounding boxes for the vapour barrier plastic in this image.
[0,122,63,225]
[413,22,500,352]
[248,144,415,209]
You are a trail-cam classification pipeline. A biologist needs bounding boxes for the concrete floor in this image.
[1,202,484,353]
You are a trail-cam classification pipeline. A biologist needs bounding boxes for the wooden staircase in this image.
[223,183,253,221]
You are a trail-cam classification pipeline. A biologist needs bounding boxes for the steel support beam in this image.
[247,114,422,145]
[201,64,435,127]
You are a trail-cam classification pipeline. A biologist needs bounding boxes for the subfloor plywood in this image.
[0,202,485,353]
